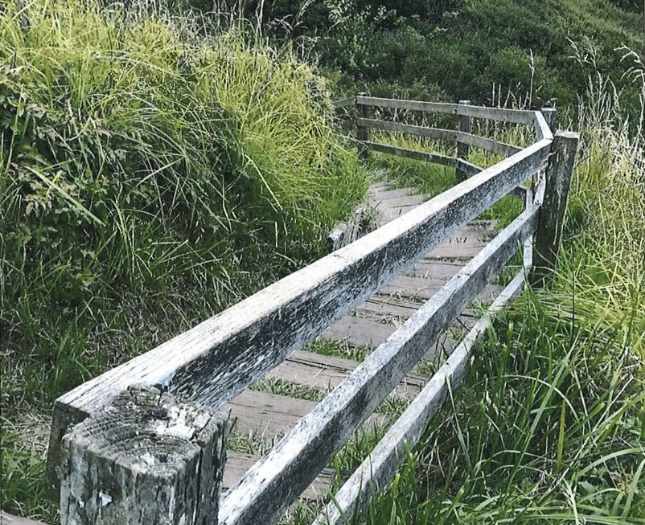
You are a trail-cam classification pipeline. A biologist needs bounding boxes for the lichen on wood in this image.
[58,385,227,525]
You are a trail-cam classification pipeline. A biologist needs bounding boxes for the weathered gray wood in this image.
[267,351,426,399]
[48,137,550,495]
[403,260,464,280]
[328,206,368,251]
[456,158,482,177]
[456,100,472,182]
[321,315,396,349]
[381,276,503,303]
[223,390,317,440]
[332,97,356,110]
[376,195,427,208]
[217,205,540,525]
[534,110,554,142]
[362,141,457,168]
[357,118,522,158]
[224,452,334,500]
[370,187,415,201]
[0,512,48,525]
[541,108,557,133]
[59,385,226,525]
[356,96,537,125]
[357,93,369,161]
[531,131,579,287]
[314,270,527,525]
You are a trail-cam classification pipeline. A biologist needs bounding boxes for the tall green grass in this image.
[336,74,645,525]
[0,0,365,519]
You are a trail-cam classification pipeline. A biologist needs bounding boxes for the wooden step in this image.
[224,451,334,500]
[223,390,317,440]
[321,315,396,349]
[267,350,426,399]
[375,194,427,208]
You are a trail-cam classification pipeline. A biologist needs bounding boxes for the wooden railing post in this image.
[58,386,227,525]
[356,93,369,161]
[456,100,472,182]
[541,107,557,133]
[531,131,579,287]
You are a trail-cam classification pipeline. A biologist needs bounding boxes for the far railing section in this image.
[43,96,577,525]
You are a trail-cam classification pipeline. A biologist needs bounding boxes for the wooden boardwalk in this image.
[223,179,501,499]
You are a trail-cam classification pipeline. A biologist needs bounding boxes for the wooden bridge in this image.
[14,96,578,525]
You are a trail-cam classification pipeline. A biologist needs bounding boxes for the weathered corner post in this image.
[455,100,472,182]
[58,386,227,525]
[356,92,369,162]
[531,130,579,287]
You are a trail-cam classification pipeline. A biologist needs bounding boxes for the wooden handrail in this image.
[45,95,575,525]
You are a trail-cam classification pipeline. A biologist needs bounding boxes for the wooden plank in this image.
[224,452,334,500]
[536,109,555,141]
[0,512,48,525]
[356,298,421,322]
[403,260,464,280]
[363,141,457,168]
[314,270,527,525]
[223,390,317,440]
[456,158,482,177]
[369,188,415,201]
[375,194,427,208]
[356,96,537,125]
[218,205,540,525]
[321,315,396,349]
[267,351,426,399]
[358,118,522,158]
[381,276,503,302]
[333,97,356,109]
[48,138,551,494]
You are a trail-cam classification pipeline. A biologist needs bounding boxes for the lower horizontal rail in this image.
[363,141,457,168]
[313,269,527,525]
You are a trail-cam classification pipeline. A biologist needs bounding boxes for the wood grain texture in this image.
[224,452,334,500]
[218,205,540,525]
[267,351,426,399]
[314,270,527,525]
[223,390,317,440]
[59,386,226,525]
[320,315,396,349]
[358,118,522,158]
[48,137,551,495]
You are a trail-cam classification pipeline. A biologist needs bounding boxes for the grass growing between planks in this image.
[318,81,645,525]
[0,0,366,520]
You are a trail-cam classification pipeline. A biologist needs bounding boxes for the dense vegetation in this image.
[208,0,644,120]
[1,0,644,523]
[0,1,365,519]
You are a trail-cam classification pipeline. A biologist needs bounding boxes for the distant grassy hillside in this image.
[0,1,365,519]
[211,0,643,117]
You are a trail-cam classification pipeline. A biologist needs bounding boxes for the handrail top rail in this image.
[333,95,554,143]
